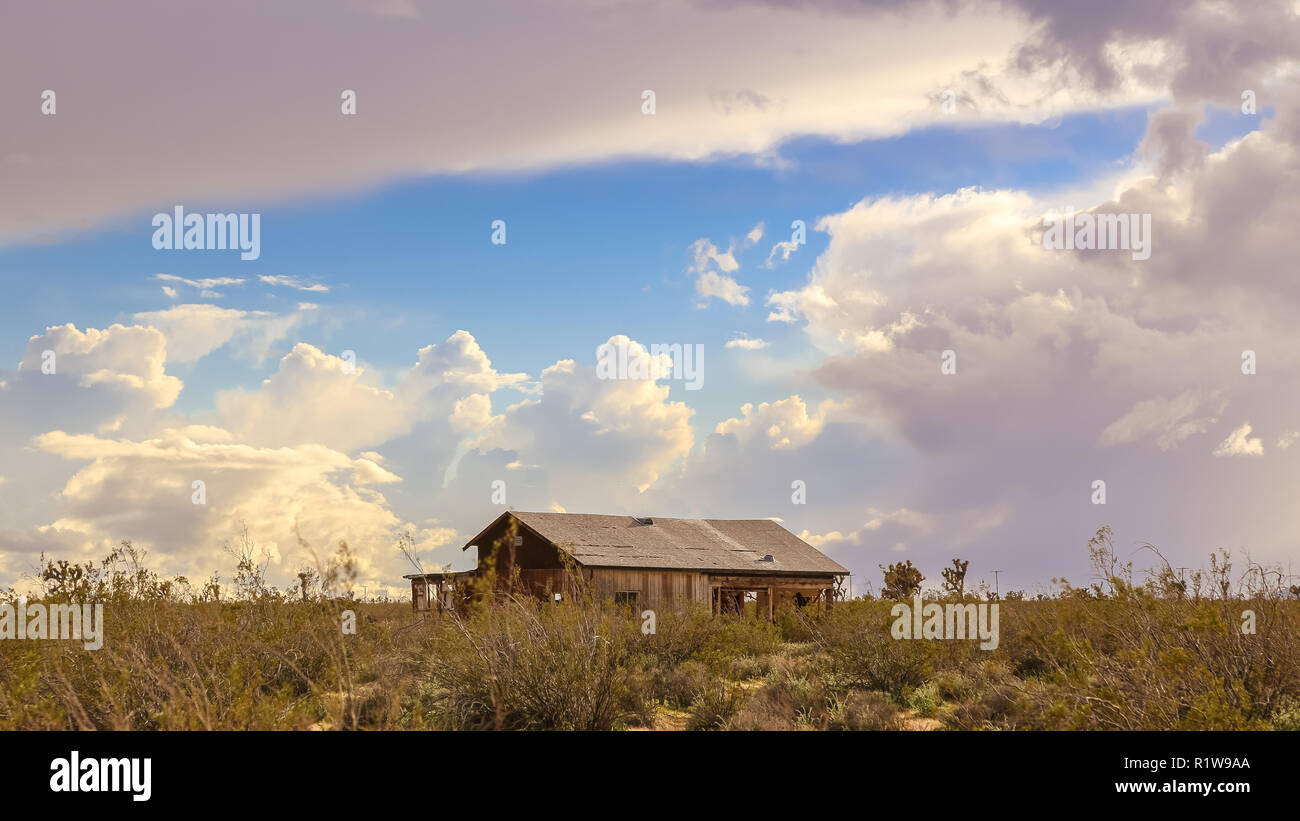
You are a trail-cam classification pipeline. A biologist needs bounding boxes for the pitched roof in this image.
[467,511,848,575]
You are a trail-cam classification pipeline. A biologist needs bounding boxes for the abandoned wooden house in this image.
[405,511,849,620]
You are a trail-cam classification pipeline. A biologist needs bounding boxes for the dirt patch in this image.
[900,710,942,731]
[628,706,691,731]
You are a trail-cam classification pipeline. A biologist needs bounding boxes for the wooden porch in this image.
[708,574,838,620]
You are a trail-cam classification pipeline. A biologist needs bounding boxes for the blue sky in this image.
[0,105,1188,427]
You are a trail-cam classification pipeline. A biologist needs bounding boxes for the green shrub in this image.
[687,682,744,730]
[905,682,941,717]
[728,655,773,681]
[1269,697,1300,731]
[932,670,974,702]
[729,663,827,730]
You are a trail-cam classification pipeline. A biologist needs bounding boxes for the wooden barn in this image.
[406,511,849,620]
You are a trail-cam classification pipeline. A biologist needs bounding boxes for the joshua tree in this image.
[879,560,924,600]
[941,558,969,599]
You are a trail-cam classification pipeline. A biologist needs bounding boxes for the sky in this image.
[2,0,1299,597]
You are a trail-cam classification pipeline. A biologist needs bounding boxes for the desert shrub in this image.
[807,600,936,699]
[697,616,782,664]
[655,659,713,709]
[728,660,829,730]
[946,691,1018,730]
[615,663,659,728]
[634,605,717,665]
[8,535,1298,733]
[931,670,975,702]
[1010,596,1299,730]
[830,691,906,731]
[905,682,941,717]
[632,605,779,668]
[729,654,774,681]
[1269,697,1300,731]
[941,664,1028,730]
[728,697,792,731]
[774,605,826,642]
[410,595,646,730]
[0,595,387,730]
[687,682,744,730]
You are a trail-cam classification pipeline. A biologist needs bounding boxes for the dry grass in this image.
[3,535,1297,731]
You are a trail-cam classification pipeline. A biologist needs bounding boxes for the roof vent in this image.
[760,554,775,562]
[633,517,654,526]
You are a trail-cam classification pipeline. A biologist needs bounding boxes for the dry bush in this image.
[728,654,774,681]
[403,593,642,730]
[798,600,937,699]
[686,681,744,730]
[1,539,406,730]
[655,659,713,709]
[832,691,907,731]
[1007,596,1300,730]
[728,660,828,730]
[6,530,1297,733]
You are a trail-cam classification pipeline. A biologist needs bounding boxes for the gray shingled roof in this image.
[479,511,848,575]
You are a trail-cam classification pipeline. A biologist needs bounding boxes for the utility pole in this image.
[992,570,1003,599]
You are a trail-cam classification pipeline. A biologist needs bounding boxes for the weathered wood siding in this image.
[588,568,711,609]
[516,568,582,600]
[475,519,568,574]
